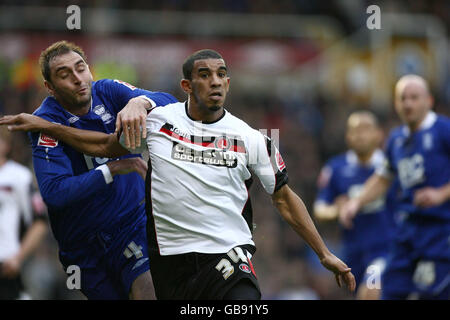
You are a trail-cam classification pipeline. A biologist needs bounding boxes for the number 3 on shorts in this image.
[215,247,248,280]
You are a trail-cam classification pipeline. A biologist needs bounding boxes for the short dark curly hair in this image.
[39,40,87,83]
[182,49,223,80]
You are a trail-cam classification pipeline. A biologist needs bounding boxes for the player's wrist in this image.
[352,197,362,211]
[317,248,333,262]
[133,95,155,112]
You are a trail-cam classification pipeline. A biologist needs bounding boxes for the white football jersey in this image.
[122,102,288,255]
[0,161,33,261]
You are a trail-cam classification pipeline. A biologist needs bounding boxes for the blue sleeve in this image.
[95,79,178,114]
[315,162,339,204]
[382,132,396,176]
[439,117,450,153]
[29,116,111,209]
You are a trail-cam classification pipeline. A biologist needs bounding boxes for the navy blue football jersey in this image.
[316,150,396,250]
[30,79,177,251]
[379,112,450,221]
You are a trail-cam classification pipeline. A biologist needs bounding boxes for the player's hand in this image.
[115,97,149,150]
[339,198,360,229]
[320,252,356,292]
[0,113,48,132]
[1,255,21,278]
[107,158,148,180]
[335,194,349,212]
[414,187,447,208]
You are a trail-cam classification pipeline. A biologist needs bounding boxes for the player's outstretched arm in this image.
[0,113,128,158]
[313,195,348,222]
[1,220,47,278]
[339,173,391,228]
[272,184,356,292]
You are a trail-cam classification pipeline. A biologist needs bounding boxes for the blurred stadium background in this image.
[0,0,449,300]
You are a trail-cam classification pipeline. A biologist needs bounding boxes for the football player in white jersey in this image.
[0,50,356,299]
[0,126,48,299]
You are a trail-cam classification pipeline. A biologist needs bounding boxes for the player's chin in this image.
[77,94,92,105]
[208,104,223,112]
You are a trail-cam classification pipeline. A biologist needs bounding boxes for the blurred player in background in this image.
[314,111,396,299]
[0,49,356,299]
[0,126,48,299]
[4,41,177,300]
[341,75,450,299]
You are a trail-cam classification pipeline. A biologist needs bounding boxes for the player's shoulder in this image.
[325,152,347,169]
[386,125,405,142]
[150,101,184,117]
[224,110,259,136]
[33,97,66,123]
[92,78,118,89]
[434,113,450,130]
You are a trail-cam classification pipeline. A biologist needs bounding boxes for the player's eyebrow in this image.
[197,67,211,73]
[197,66,227,73]
[55,59,85,74]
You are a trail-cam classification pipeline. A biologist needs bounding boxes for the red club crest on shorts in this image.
[38,133,58,147]
[239,263,251,274]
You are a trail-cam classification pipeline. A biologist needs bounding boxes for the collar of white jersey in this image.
[402,111,437,136]
[346,149,384,167]
[184,101,227,124]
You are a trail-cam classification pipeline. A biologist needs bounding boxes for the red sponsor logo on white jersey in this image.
[275,149,286,171]
[38,133,58,147]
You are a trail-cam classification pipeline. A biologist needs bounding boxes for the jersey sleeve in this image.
[376,132,396,179]
[248,131,288,195]
[29,115,114,210]
[314,163,338,205]
[439,117,450,153]
[95,79,178,114]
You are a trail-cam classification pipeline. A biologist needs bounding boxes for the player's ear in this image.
[180,79,192,94]
[376,128,384,146]
[44,80,55,96]
[426,94,434,110]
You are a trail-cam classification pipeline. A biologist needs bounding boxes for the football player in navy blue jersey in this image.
[341,75,450,299]
[13,41,177,300]
[314,111,397,299]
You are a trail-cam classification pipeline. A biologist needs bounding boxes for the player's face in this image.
[346,117,380,156]
[189,58,230,111]
[395,81,432,129]
[46,51,93,109]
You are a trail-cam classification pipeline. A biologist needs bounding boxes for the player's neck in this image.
[0,156,8,168]
[61,99,91,117]
[407,111,429,133]
[186,99,224,123]
[355,150,375,165]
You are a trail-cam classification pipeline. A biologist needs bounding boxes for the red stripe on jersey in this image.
[159,127,246,153]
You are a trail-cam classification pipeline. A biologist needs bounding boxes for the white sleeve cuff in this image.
[375,165,393,180]
[139,95,156,110]
[96,164,113,184]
